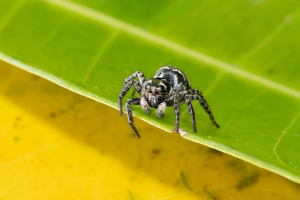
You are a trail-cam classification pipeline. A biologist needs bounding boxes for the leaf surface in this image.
[1,0,300,183]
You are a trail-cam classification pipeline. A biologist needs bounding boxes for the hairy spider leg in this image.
[131,81,142,97]
[156,102,166,118]
[125,98,141,139]
[173,95,180,133]
[119,80,141,116]
[123,71,146,87]
[140,97,151,114]
[181,89,220,128]
[185,96,197,132]
[119,71,146,116]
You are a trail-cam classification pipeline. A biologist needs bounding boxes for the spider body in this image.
[118,66,219,139]
[154,67,191,93]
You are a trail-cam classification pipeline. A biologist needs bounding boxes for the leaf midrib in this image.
[42,0,300,100]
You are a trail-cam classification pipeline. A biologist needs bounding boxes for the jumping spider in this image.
[118,66,220,139]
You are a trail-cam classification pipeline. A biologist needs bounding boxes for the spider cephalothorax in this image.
[118,66,220,139]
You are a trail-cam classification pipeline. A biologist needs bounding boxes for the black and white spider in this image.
[118,66,220,139]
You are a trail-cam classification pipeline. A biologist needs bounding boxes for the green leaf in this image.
[1,0,300,183]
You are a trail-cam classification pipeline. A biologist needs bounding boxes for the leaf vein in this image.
[203,73,224,96]
[43,0,300,100]
[239,18,288,62]
[239,4,300,63]
[0,0,25,38]
[273,111,300,166]
[83,29,119,83]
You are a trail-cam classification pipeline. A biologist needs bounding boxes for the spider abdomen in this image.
[154,66,191,93]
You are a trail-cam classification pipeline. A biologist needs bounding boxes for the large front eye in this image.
[160,81,171,94]
[155,88,162,94]
[147,89,152,93]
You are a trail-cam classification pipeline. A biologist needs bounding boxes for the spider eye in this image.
[155,88,162,94]
[147,89,152,93]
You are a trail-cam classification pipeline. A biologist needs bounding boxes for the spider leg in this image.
[185,96,197,132]
[119,81,133,116]
[174,95,180,133]
[184,89,220,128]
[119,80,141,116]
[131,81,142,97]
[125,98,141,139]
[123,71,146,87]
[140,97,151,114]
[156,102,166,118]
[119,71,145,116]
